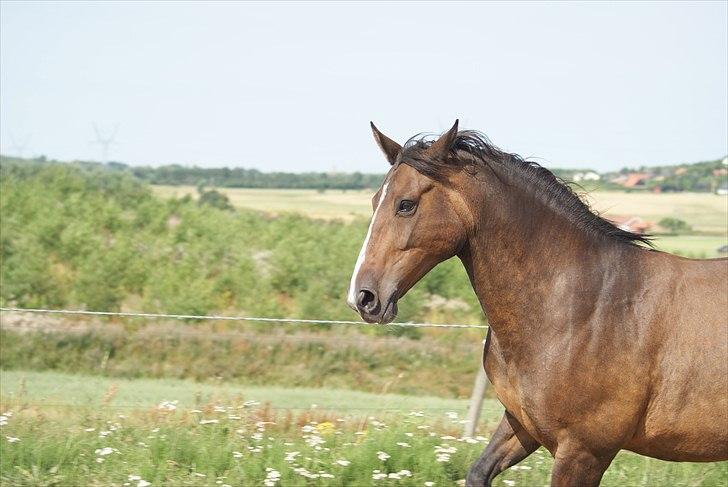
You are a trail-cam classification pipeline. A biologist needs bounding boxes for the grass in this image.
[652,235,728,259]
[0,370,501,418]
[152,186,374,221]
[1,370,726,486]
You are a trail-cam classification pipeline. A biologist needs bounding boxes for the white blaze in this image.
[347,182,389,308]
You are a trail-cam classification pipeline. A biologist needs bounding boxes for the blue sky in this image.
[1,1,726,172]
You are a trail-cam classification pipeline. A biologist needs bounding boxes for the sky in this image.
[1,1,726,173]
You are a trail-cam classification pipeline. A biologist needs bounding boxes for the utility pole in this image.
[90,123,118,163]
[8,132,32,158]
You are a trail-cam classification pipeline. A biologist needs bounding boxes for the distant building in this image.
[572,171,601,182]
[619,173,651,188]
[607,215,652,234]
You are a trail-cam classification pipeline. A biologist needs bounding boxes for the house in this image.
[572,171,600,182]
[620,173,651,188]
[607,215,652,234]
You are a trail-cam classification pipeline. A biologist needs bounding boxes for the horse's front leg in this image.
[465,411,540,487]
[550,444,616,487]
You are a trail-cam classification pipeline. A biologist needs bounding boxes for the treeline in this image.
[132,165,386,190]
[0,159,482,336]
[605,158,727,192]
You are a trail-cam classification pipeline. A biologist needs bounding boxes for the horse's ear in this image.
[426,119,459,159]
[370,122,402,165]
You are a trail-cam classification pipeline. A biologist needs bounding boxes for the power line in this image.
[0,307,488,330]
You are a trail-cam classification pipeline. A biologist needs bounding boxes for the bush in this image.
[658,217,692,234]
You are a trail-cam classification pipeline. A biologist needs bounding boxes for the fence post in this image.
[464,366,488,437]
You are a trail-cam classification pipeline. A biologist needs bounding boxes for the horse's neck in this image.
[458,181,620,347]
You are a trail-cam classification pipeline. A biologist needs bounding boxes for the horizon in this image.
[1,1,727,172]
[2,150,724,175]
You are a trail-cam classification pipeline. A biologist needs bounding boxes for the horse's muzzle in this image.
[351,287,398,324]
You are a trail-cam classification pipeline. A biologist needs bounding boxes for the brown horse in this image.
[347,120,728,486]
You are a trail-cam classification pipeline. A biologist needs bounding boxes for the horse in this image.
[346,120,728,487]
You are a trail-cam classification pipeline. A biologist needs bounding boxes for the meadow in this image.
[152,186,728,257]
[2,370,727,487]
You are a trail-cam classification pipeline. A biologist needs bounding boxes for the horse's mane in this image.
[399,130,652,248]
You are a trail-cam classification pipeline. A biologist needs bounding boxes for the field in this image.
[2,370,727,487]
[152,186,728,257]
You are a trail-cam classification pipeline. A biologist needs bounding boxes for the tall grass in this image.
[1,394,725,486]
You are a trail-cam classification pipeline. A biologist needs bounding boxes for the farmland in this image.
[152,186,728,257]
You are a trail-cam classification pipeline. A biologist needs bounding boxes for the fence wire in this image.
[0,307,489,330]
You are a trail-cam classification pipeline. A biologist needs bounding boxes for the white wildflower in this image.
[376,451,390,461]
[158,400,178,411]
[396,442,411,448]
[95,447,115,456]
[199,419,219,425]
[335,459,350,466]
[284,451,300,462]
[6,436,20,443]
[503,481,516,486]
[232,451,243,459]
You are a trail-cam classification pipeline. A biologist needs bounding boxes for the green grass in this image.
[652,235,728,258]
[2,370,726,486]
[0,370,500,417]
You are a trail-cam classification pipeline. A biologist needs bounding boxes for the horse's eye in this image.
[398,199,416,214]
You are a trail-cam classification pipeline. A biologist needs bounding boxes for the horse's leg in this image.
[465,411,539,487]
[550,446,615,487]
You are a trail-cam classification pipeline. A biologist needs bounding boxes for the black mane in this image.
[399,130,652,248]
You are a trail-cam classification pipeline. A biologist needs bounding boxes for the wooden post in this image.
[464,365,488,437]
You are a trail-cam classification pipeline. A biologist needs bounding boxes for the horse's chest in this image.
[482,330,524,412]
[482,330,549,443]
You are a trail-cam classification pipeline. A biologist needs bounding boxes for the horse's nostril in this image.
[357,289,378,312]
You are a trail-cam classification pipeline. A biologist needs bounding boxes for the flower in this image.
[396,442,411,448]
[158,400,178,411]
[264,468,281,486]
[316,422,335,435]
[503,481,516,486]
[6,436,19,443]
[199,419,219,425]
[335,459,350,466]
[376,451,390,461]
[284,451,300,462]
[425,482,435,486]
[232,451,243,459]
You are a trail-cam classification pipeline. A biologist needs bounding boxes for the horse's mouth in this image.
[378,298,398,324]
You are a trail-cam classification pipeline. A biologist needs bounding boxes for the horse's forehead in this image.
[385,163,427,193]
